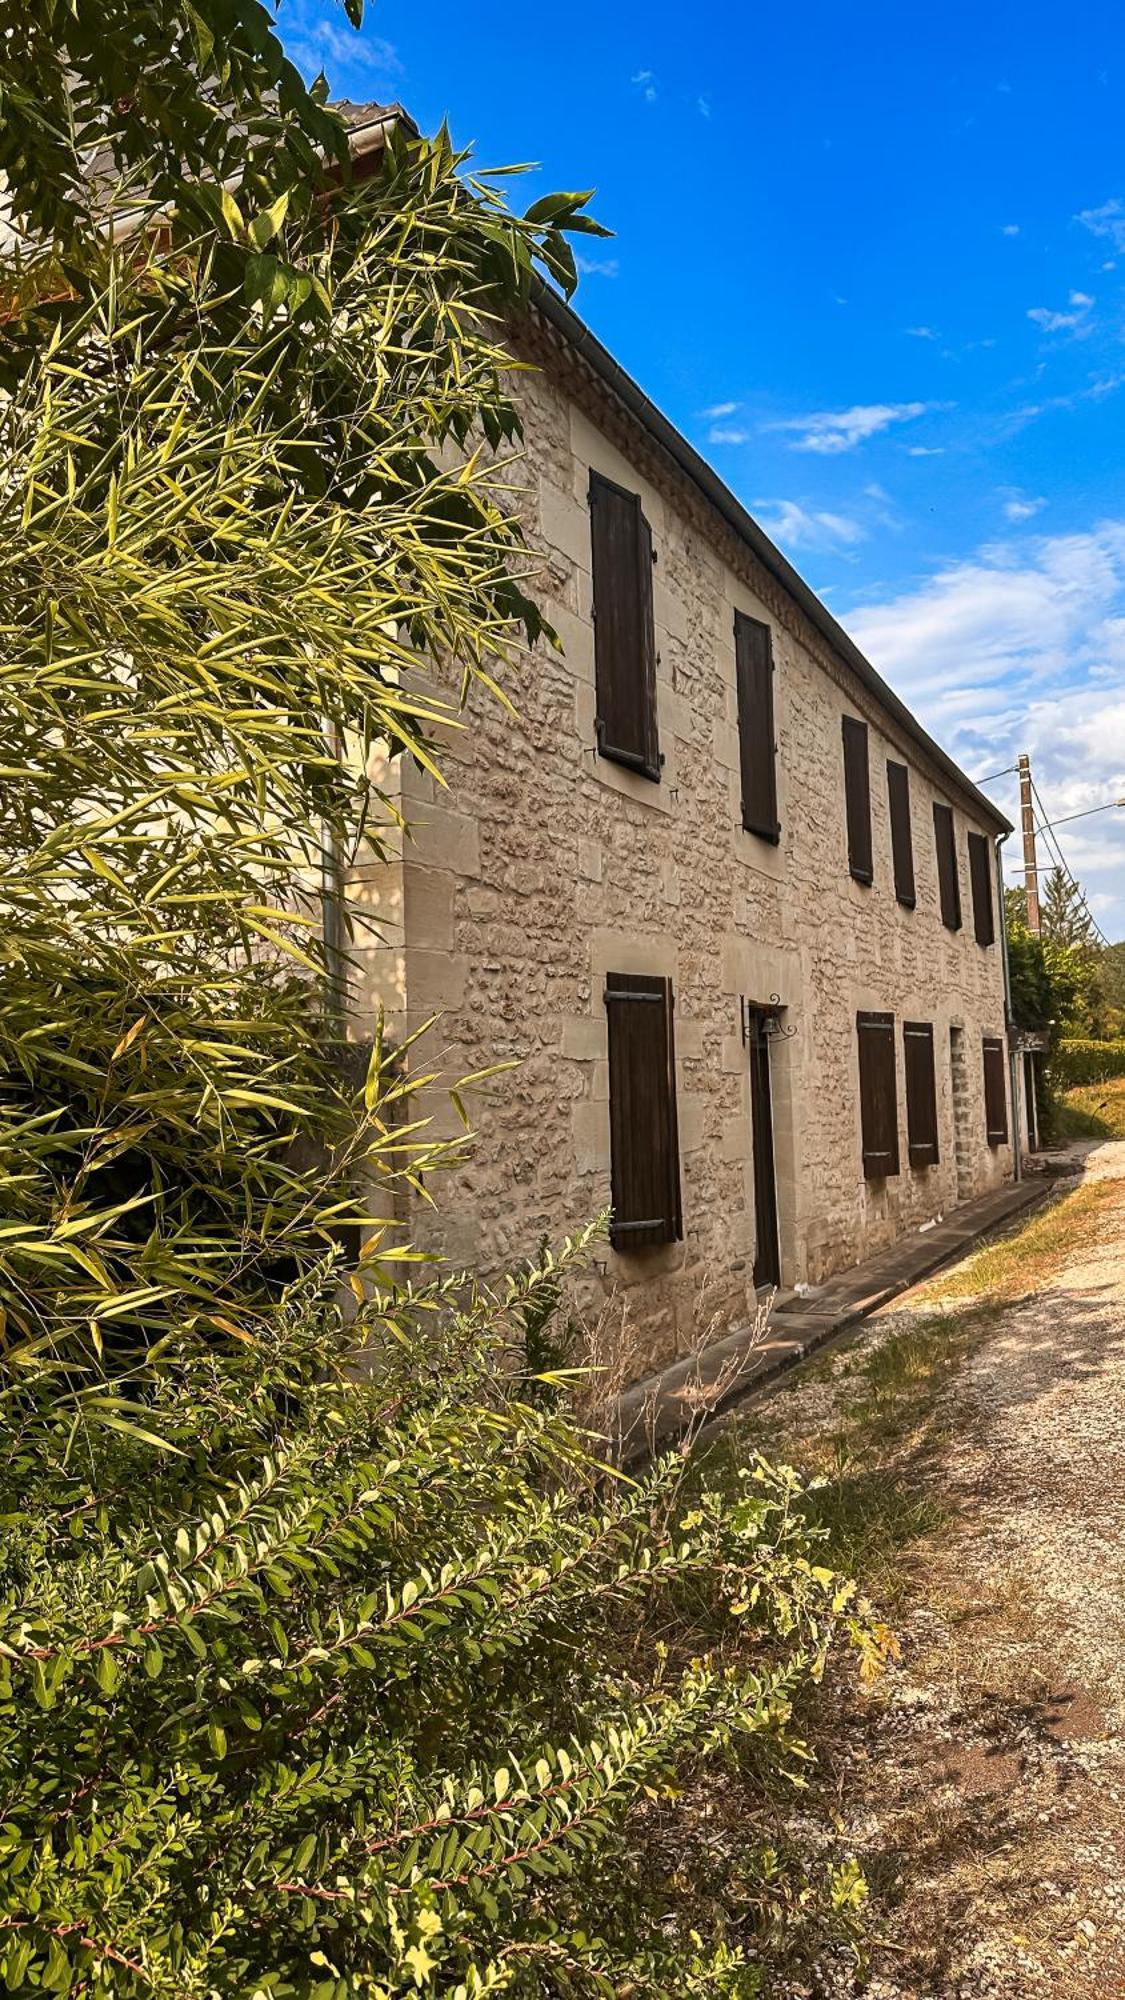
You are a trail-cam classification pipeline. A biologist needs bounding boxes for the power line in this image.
[1028,774,1111,948]
[1032,798,1125,835]
[976,763,1019,787]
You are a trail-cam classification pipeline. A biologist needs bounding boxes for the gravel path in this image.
[803,1141,1125,1999]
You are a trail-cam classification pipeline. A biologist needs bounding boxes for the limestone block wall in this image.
[348,348,1012,1382]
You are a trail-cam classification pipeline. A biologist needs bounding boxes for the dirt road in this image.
[734,1141,1125,1998]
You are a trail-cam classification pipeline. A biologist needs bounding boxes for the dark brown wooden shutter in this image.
[734,612,779,842]
[968,831,995,946]
[933,803,962,930]
[842,716,873,884]
[887,760,916,908]
[589,471,660,781]
[983,1036,1009,1146]
[604,974,682,1248]
[903,1021,939,1167]
[856,1011,900,1179]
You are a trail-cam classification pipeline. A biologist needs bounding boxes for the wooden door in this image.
[747,1010,781,1290]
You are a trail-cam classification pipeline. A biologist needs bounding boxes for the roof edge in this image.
[342,110,1008,836]
[530,282,1011,836]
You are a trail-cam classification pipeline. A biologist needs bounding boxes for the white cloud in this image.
[701,400,740,419]
[768,401,947,454]
[575,254,619,278]
[753,500,866,552]
[631,69,658,101]
[285,13,401,82]
[906,325,937,340]
[842,523,1125,933]
[1001,223,1020,236]
[708,426,752,445]
[1077,198,1125,253]
[1001,491,1048,523]
[906,444,945,457]
[697,96,711,118]
[1027,292,1094,334]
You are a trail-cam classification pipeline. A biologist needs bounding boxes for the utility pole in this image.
[1017,752,1040,937]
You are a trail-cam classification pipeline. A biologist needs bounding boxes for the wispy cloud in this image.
[1000,372,1125,438]
[1001,490,1047,523]
[575,254,619,278]
[906,325,937,340]
[842,524,1125,930]
[631,68,658,102]
[285,12,401,83]
[767,401,947,455]
[906,444,945,457]
[697,96,711,119]
[1001,223,1021,236]
[701,400,740,420]
[1027,289,1095,335]
[1077,198,1125,253]
[754,500,867,552]
[708,426,752,445]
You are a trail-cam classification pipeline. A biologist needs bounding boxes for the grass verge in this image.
[699,1170,1122,1608]
[1055,1074,1125,1140]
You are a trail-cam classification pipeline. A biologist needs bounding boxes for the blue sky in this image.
[282,0,1125,937]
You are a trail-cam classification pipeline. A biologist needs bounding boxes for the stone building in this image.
[349,116,1014,1384]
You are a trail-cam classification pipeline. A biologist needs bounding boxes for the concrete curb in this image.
[613,1172,1059,1462]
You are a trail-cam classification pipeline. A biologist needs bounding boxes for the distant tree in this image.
[1040,864,1095,950]
[1004,887,1092,1036]
[1101,941,1125,1038]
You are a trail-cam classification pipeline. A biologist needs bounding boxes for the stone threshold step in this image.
[613,1174,1054,1462]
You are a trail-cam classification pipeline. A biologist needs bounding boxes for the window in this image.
[734,612,779,841]
[968,831,996,947]
[933,802,962,931]
[983,1036,1009,1146]
[604,973,682,1248]
[903,1021,939,1167]
[589,471,660,780]
[856,1011,900,1179]
[887,761,916,908]
[842,716,873,884]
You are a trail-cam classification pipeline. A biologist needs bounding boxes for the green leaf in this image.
[248,192,291,250]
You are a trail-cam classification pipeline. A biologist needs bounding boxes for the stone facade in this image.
[349,314,1013,1383]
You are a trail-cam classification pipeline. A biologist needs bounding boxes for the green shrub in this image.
[1049,1039,1125,1089]
[0,1237,879,1997]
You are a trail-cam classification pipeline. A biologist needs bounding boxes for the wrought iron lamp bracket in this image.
[741,994,796,1046]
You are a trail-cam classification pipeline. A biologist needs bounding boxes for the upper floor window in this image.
[589,471,660,781]
[735,612,779,842]
[967,831,996,946]
[933,802,962,931]
[886,760,916,908]
[842,715,873,884]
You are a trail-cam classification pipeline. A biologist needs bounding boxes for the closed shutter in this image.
[842,716,873,884]
[903,1021,939,1167]
[735,612,779,842]
[983,1036,1009,1146]
[604,973,682,1248]
[887,760,916,908]
[856,1011,900,1179]
[933,803,962,931]
[968,831,996,946]
[589,471,660,780]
